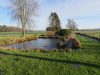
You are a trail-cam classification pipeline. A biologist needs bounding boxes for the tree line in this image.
[0,25,22,32]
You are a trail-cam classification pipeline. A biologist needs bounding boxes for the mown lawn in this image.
[0,35,99,75]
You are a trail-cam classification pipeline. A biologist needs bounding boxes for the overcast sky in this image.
[0,0,100,30]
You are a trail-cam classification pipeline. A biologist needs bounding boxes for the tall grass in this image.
[0,35,38,46]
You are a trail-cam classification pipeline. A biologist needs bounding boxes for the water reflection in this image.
[5,38,58,50]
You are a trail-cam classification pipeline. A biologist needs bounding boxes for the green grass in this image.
[0,31,46,37]
[0,34,99,75]
[0,31,46,46]
[77,30,100,39]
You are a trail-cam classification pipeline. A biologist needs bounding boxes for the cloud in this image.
[36,0,100,29]
[0,0,100,29]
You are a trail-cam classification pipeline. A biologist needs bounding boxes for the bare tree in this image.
[8,0,38,36]
[66,19,78,32]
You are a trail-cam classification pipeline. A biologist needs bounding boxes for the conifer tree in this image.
[47,12,61,33]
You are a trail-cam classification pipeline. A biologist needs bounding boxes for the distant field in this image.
[0,31,46,37]
[78,29,100,33]
[77,30,100,39]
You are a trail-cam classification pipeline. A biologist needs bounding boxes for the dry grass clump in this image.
[0,35,38,46]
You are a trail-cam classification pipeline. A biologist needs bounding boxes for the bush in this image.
[66,38,81,49]
[57,29,72,36]
[57,35,81,49]
[45,31,55,37]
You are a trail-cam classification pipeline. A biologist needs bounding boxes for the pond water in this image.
[5,38,59,50]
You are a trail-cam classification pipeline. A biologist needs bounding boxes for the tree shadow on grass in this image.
[0,52,100,69]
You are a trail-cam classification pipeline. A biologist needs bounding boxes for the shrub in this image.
[66,38,81,49]
[45,31,55,37]
[73,38,81,49]
[57,34,81,49]
[57,29,72,36]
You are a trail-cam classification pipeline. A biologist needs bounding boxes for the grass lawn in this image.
[0,31,46,37]
[77,30,100,39]
[0,35,99,75]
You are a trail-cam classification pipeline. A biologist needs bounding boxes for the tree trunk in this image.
[22,28,26,36]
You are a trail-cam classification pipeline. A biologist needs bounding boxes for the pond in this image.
[5,38,59,50]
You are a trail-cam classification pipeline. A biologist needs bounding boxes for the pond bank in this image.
[0,35,59,46]
[0,35,38,46]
